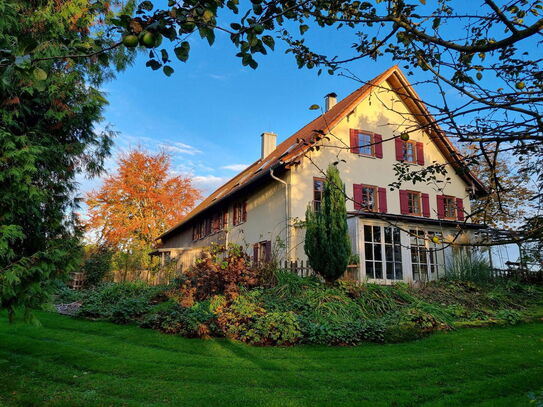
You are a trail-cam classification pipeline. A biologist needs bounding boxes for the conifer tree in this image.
[304,165,351,282]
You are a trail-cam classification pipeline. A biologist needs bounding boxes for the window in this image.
[361,185,378,211]
[402,140,416,163]
[253,240,271,263]
[358,132,374,156]
[410,229,445,281]
[363,225,403,281]
[350,129,383,158]
[233,201,247,226]
[395,138,424,165]
[407,191,421,216]
[313,177,325,212]
[443,196,456,219]
[384,226,403,280]
[427,232,445,277]
[364,225,383,279]
[410,229,428,282]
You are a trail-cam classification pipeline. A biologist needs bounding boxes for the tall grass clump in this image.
[444,252,494,284]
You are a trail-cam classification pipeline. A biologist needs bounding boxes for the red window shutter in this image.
[353,184,362,210]
[265,241,272,262]
[242,201,247,222]
[421,193,430,217]
[416,142,425,165]
[350,129,360,154]
[378,187,387,213]
[253,244,259,263]
[437,195,445,219]
[399,190,409,215]
[456,198,465,221]
[374,133,383,158]
[395,138,404,161]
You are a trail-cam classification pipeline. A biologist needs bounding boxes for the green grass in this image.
[0,312,542,407]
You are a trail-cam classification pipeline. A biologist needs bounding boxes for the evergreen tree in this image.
[0,0,132,321]
[304,165,351,283]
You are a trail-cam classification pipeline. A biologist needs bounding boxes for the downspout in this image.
[270,167,290,262]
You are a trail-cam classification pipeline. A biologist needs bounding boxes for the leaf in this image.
[145,59,161,70]
[14,55,31,69]
[32,68,47,81]
[139,1,153,11]
[299,24,309,35]
[160,49,169,63]
[174,42,190,62]
[262,35,275,50]
[34,81,47,92]
[309,104,320,110]
[419,0,426,4]
[163,65,174,76]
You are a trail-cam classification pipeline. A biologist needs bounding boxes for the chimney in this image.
[260,132,277,160]
[325,92,337,112]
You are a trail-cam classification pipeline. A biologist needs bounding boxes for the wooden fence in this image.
[282,260,359,281]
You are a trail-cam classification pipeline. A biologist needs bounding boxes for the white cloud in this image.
[160,141,202,156]
[192,175,229,194]
[221,163,248,172]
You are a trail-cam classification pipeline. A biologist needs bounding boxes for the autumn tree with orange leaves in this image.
[86,149,201,260]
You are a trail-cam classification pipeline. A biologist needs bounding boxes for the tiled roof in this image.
[158,65,486,241]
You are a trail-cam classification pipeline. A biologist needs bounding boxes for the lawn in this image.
[0,312,542,407]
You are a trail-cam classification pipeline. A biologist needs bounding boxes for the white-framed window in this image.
[410,229,445,281]
[363,225,403,281]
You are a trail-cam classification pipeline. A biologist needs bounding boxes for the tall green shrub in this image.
[304,165,351,282]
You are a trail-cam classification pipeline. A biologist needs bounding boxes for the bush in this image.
[82,245,112,287]
[495,309,522,325]
[249,311,303,345]
[111,297,150,324]
[78,281,161,322]
[174,244,261,306]
[53,282,83,304]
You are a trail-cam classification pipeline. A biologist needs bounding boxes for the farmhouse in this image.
[155,65,487,284]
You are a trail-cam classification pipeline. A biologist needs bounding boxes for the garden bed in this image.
[54,271,543,346]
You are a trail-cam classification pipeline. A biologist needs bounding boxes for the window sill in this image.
[356,153,376,159]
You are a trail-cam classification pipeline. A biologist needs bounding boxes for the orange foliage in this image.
[86,148,201,248]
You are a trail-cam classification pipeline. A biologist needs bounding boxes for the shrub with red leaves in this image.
[175,244,261,306]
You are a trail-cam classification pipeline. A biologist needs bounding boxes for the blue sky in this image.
[85,22,408,196]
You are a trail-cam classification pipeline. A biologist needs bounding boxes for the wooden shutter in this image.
[456,198,465,221]
[242,201,247,222]
[222,209,228,229]
[253,244,259,263]
[265,241,272,262]
[395,138,404,161]
[421,193,430,217]
[349,129,360,154]
[374,133,383,158]
[378,187,387,213]
[353,184,362,210]
[437,195,445,219]
[399,190,409,215]
[416,142,425,165]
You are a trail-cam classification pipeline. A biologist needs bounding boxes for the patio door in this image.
[362,224,403,283]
